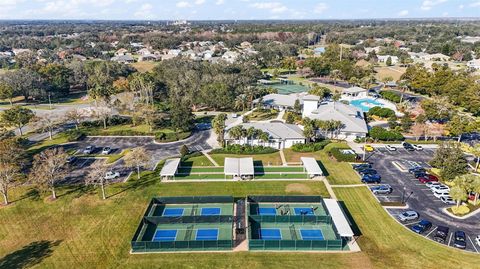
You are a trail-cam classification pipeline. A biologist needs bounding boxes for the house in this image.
[240,41,252,49]
[313,47,326,56]
[225,122,306,150]
[115,48,129,56]
[111,55,135,64]
[12,48,32,55]
[377,55,399,65]
[139,54,160,62]
[304,101,368,141]
[222,51,240,63]
[467,59,480,70]
[167,49,181,56]
[342,87,369,98]
[364,47,381,54]
[137,48,152,56]
[254,93,320,111]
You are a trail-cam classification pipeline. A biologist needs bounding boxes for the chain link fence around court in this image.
[131,196,234,253]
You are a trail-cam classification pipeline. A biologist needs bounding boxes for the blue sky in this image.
[0,0,479,20]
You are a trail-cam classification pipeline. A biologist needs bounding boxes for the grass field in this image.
[210,152,283,166]
[130,62,158,73]
[374,66,406,82]
[180,155,214,167]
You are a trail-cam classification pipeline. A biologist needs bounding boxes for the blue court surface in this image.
[294,207,314,216]
[201,207,221,216]
[259,228,282,240]
[153,230,177,241]
[257,207,277,216]
[162,208,184,217]
[195,229,219,240]
[300,229,324,240]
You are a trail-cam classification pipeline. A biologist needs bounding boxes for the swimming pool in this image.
[349,98,384,112]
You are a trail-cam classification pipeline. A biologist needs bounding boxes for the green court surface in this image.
[151,223,232,241]
[250,223,338,241]
[260,84,309,95]
[177,167,224,173]
[150,203,234,216]
[255,166,305,173]
[173,174,226,180]
[254,174,309,179]
[250,203,328,216]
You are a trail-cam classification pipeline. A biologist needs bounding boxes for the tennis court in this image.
[252,203,328,216]
[253,223,335,241]
[151,223,231,242]
[150,203,234,217]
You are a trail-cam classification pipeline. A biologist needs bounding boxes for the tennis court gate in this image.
[131,196,235,252]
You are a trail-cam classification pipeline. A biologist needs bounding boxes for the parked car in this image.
[453,231,467,249]
[411,220,432,234]
[83,146,95,154]
[412,144,423,151]
[364,145,374,152]
[231,113,239,118]
[475,235,480,247]
[362,174,381,184]
[384,144,397,151]
[353,163,372,170]
[398,210,419,222]
[408,166,425,174]
[402,142,415,151]
[413,171,427,178]
[359,168,378,175]
[101,147,112,155]
[433,226,449,244]
[426,182,443,189]
[433,189,450,199]
[370,184,393,195]
[468,192,477,201]
[440,196,455,205]
[418,175,439,183]
[432,185,450,192]
[66,156,78,164]
[105,171,120,180]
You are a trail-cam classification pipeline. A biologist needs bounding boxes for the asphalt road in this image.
[365,147,480,253]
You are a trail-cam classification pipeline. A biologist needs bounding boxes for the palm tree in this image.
[330,69,341,85]
[246,127,256,145]
[235,94,248,111]
[397,80,409,103]
[450,185,467,209]
[228,126,244,143]
[259,131,270,147]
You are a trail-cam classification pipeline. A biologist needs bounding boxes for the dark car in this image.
[402,142,415,151]
[413,171,427,178]
[353,163,372,171]
[454,231,467,249]
[359,169,378,176]
[411,220,432,234]
[362,174,381,184]
[408,167,425,174]
[433,226,449,244]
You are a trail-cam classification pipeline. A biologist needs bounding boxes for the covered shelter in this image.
[224,157,254,180]
[300,157,323,178]
[160,158,181,181]
[323,199,355,239]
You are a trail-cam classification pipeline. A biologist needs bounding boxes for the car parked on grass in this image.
[362,174,381,184]
[412,144,423,151]
[398,210,419,222]
[453,231,467,249]
[105,171,120,180]
[418,174,439,183]
[370,184,393,195]
[101,147,112,155]
[385,145,397,151]
[83,146,95,154]
[433,226,449,244]
[411,220,432,234]
[440,196,455,205]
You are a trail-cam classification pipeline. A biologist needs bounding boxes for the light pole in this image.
[405,191,414,204]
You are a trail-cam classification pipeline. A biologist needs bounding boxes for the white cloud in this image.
[215,0,224,5]
[420,0,447,11]
[250,2,287,13]
[458,4,464,9]
[314,3,328,14]
[469,1,480,7]
[176,1,192,8]
[134,3,154,18]
[398,9,409,16]
[194,0,205,5]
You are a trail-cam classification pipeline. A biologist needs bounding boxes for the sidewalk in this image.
[202,151,220,167]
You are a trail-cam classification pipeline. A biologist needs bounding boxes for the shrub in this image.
[329,148,358,162]
[380,91,401,103]
[368,106,396,118]
[210,144,278,155]
[450,204,470,215]
[64,130,86,141]
[291,140,331,152]
[154,131,191,143]
[369,126,404,141]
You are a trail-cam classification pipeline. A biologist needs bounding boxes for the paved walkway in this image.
[202,151,220,167]
[275,110,286,122]
[279,150,287,166]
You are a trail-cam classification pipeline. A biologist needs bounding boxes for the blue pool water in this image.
[349,98,384,112]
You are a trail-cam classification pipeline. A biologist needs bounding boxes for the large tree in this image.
[0,139,24,205]
[430,142,468,181]
[2,69,45,102]
[124,147,151,180]
[30,148,69,200]
[85,162,110,200]
[212,113,227,146]
[1,106,35,136]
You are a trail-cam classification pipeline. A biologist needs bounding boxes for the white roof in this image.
[323,199,354,237]
[301,157,323,176]
[343,86,367,94]
[226,122,305,140]
[160,158,181,176]
[224,157,254,176]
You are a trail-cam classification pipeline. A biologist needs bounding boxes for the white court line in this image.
[425,226,437,237]
[448,233,453,246]
[468,236,479,253]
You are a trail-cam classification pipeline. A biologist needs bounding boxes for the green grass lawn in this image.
[254,173,309,179]
[78,149,131,164]
[284,143,360,185]
[180,155,214,167]
[210,152,283,166]
[177,167,223,173]
[247,109,279,121]
[335,187,479,268]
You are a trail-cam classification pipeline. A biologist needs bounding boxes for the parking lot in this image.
[364,145,480,253]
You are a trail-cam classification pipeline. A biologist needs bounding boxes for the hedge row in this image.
[368,106,396,118]
[380,91,401,103]
[291,140,331,152]
[329,148,358,162]
[210,144,278,155]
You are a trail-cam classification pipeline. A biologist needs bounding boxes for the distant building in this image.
[313,47,326,56]
[377,55,398,65]
[467,59,480,70]
[342,87,369,98]
[111,55,135,64]
[115,48,129,56]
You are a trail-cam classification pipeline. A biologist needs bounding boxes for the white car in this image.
[101,147,112,155]
[426,182,442,189]
[412,144,423,151]
[475,235,480,247]
[105,171,120,180]
[433,189,450,198]
[231,113,239,118]
[83,146,95,154]
[385,145,397,151]
[440,196,455,205]
[397,210,419,222]
[432,185,450,192]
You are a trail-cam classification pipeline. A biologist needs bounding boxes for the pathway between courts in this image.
[202,151,220,167]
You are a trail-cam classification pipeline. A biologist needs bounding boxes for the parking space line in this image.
[425,226,437,237]
[468,236,479,253]
[404,220,421,226]
[448,233,453,246]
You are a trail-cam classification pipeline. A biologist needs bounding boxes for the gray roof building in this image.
[307,102,368,134]
[225,122,305,140]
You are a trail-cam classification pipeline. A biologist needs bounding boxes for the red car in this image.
[418,174,439,183]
